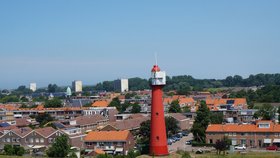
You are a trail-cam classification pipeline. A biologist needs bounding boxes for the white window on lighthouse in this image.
[151,71,166,85]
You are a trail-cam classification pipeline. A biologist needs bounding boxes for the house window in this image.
[116,142,123,146]
[6,138,11,142]
[16,138,20,142]
[209,139,213,144]
[35,138,39,143]
[40,138,44,143]
[241,139,246,145]
[29,138,33,143]
[233,133,236,136]
[12,138,17,142]
[48,138,53,143]
[2,138,6,142]
[258,123,270,128]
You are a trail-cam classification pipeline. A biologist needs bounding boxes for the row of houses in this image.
[0,125,133,155]
[0,104,118,121]
[0,112,192,155]
[206,120,280,148]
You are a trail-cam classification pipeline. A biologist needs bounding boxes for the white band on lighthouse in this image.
[151,71,166,85]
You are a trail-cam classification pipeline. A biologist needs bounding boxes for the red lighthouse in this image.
[149,65,169,156]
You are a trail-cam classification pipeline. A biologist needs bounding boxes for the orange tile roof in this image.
[172,95,185,100]
[36,105,44,110]
[0,104,19,111]
[84,130,130,142]
[92,100,108,107]
[163,98,173,104]
[234,98,247,105]
[207,121,280,133]
[163,96,195,105]
[179,98,195,105]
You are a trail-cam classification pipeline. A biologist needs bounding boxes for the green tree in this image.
[4,144,14,155]
[35,113,54,127]
[20,96,29,102]
[125,92,137,99]
[14,146,25,156]
[131,103,141,113]
[47,135,71,157]
[128,77,149,91]
[165,116,180,137]
[138,117,179,154]
[48,84,58,93]
[254,104,276,120]
[182,106,191,113]
[210,112,224,124]
[126,150,140,158]
[168,100,182,113]
[214,136,231,155]
[120,102,130,113]
[33,96,47,102]
[44,98,62,108]
[96,154,113,158]
[109,97,121,109]
[0,95,19,103]
[191,100,210,143]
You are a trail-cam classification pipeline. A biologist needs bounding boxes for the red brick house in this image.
[84,130,135,155]
[206,120,280,148]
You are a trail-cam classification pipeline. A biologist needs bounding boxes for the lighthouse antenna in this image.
[155,52,158,66]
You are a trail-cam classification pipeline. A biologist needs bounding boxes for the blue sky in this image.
[0,1,280,89]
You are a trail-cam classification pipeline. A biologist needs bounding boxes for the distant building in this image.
[114,79,128,93]
[72,80,82,92]
[29,83,36,92]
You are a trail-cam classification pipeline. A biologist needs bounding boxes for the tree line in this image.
[83,73,280,94]
[229,85,280,107]
[1,73,279,96]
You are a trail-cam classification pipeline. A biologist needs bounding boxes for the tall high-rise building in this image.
[72,80,82,92]
[29,83,36,92]
[114,79,129,92]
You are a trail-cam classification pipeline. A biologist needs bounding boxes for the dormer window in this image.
[258,123,270,128]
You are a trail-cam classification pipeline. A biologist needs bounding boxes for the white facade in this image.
[72,80,82,92]
[29,83,37,92]
[114,79,129,92]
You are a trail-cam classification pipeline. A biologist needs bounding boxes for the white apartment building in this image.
[114,79,129,92]
[29,83,36,92]
[72,80,82,92]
